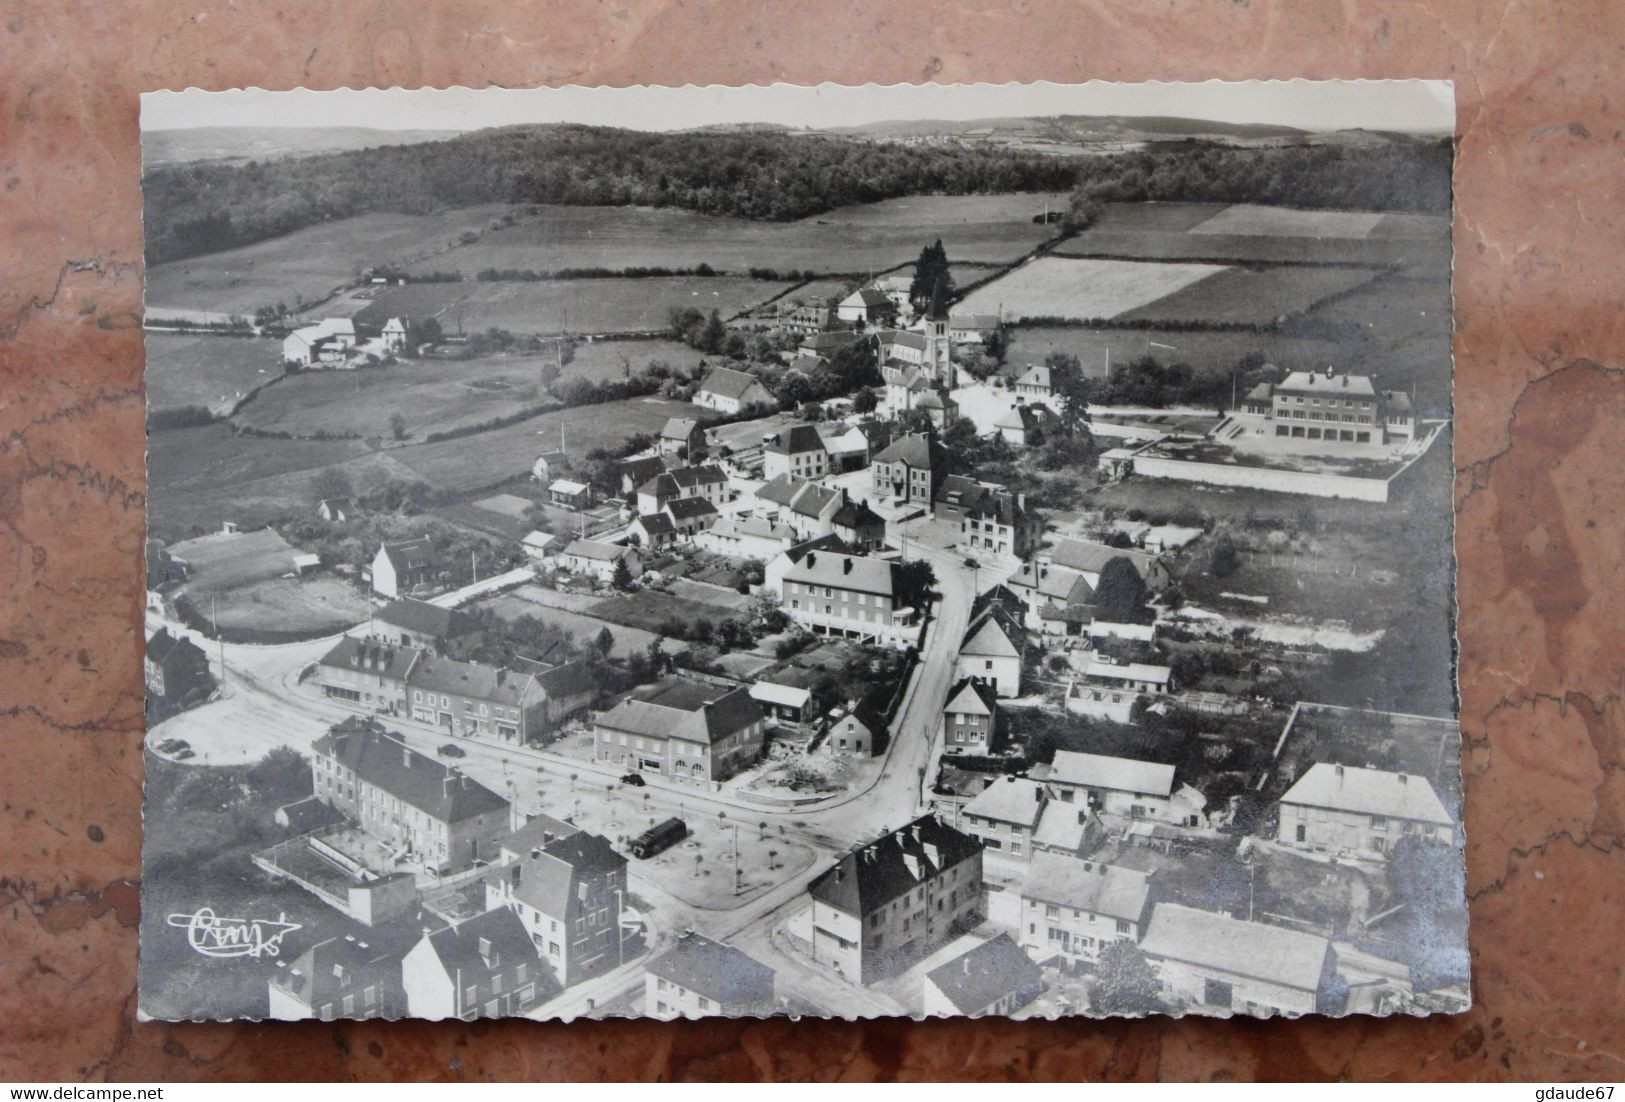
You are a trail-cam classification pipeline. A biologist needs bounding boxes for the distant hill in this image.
[833,114,1312,145]
[142,126,461,168]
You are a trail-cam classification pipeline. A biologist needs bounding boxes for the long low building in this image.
[1138,903,1338,1018]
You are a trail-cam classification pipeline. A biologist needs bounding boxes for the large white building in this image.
[1018,855,1153,970]
[1233,369,1417,452]
[780,549,921,649]
[1276,762,1455,858]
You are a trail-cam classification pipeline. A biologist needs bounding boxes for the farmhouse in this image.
[1138,903,1338,1017]
[1017,856,1154,970]
[381,316,409,353]
[311,717,511,874]
[693,366,775,414]
[941,677,999,754]
[663,495,720,538]
[658,417,707,461]
[594,676,766,784]
[780,549,920,649]
[282,318,358,367]
[1010,364,1053,402]
[559,539,641,583]
[629,512,678,549]
[485,830,627,988]
[1276,763,1455,858]
[933,476,1041,559]
[646,932,777,1020]
[994,402,1053,448]
[871,432,946,509]
[1044,539,1171,592]
[837,287,893,325]
[314,635,421,715]
[144,627,213,713]
[761,423,829,481]
[821,699,887,757]
[268,934,403,1022]
[372,538,440,599]
[955,606,1025,698]
[806,814,985,984]
[401,908,545,1021]
[1041,750,1207,827]
[922,934,1042,1018]
[374,598,483,658]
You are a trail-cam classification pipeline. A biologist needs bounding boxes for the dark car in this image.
[157,738,189,754]
[173,748,196,761]
[620,772,646,787]
[437,742,467,758]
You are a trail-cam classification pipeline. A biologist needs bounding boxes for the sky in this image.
[142,80,1455,134]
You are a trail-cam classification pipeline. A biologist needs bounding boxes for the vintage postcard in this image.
[138,80,1465,1023]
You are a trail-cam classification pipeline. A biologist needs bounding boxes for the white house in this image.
[693,367,775,414]
[695,515,798,561]
[282,318,358,367]
[558,539,641,583]
[1277,763,1455,858]
[1018,856,1154,970]
[1138,903,1337,1018]
[761,423,829,481]
[836,287,893,325]
[955,609,1024,698]
[1042,750,1206,827]
[371,537,437,599]
[381,316,409,353]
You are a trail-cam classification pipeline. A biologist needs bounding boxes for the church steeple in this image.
[923,277,954,391]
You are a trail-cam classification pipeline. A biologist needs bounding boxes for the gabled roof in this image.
[995,404,1051,432]
[1013,364,1052,390]
[1280,763,1453,825]
[408,654,537,708]
[638,472,680,499]
[669,464,727,488]
[756,473,809,508]
[1384,390,1415,413]
[1048,750,1175,798]
[271,934,399,1006]
[872,432,938,469]
[748,681,812,709]
[960,612,1019,659]
[633,512,677,536]
[660,416,703,441]
[807,814,982,916]
[498,813,580,859]
[665,496,719,521]
[1008,562,1095,605]
[832,498,885,532]
[698,366,771,401]
[1020,855,1152,923]
[619,455,666,484]
[1276,370,1377,398]
[826,698,887,737]
[317,635,423,682]
[943,676,998,718]
[924,934,1040,1015]
[376,597,480,640]
[763,423,826,456]
[421,907,539,982]
[147,627,207,668]
[1047,539,1160,581]
[783,550,897,598]
[646,932,776,1008]
[704,516,796,545]
[549,478,590,496]
[509,831,626,920]
[532,658,599,701]
[788,483,839,520]
[313,718,508,824]
[379,537,436,572]
[596,678,763,747]
[961,776,1047,828]
[562,538,632,562]
[1082,658,1172,686]
[1139,903,1332,992]
[935,476,1024,525]
[882,330,929,352]
[841,287,892,309]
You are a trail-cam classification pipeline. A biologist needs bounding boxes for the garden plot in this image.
[955,256,1230,322]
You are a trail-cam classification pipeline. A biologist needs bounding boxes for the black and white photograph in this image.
[137,79,1464,1025]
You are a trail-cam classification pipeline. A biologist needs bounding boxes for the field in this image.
[144,333,284,413]
[402,196,1066,278]
[391,395,707,492]
[1306,272,1453,407]
[1116,265,1380,325]
[351,275,793,336]
[473,590,678,660]
[1056,202,1449,267]
[144,204,519,316]
[588,590,746,633]
[207,574,370,634]
[956,257,1230,321]
[1003,326,1344,379]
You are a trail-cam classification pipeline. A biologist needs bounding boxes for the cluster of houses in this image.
[281,315,409,368]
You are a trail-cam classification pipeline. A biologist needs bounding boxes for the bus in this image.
[629,817,688,859]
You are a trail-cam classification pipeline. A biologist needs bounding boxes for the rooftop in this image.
[1139,903,1332,992]
[596,677,763,747]
[783,550,897,598]
[1279,762,1453,825]
[376,597,480,640]
[313,718,508,824]
[807,814,982,917]
[961,776,1048,829]
[1019,855,1152,923]
[1048,750,1175,798]
[924,934,1041,1016]
[646,932,776,1008]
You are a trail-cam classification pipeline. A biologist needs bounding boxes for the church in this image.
[880,281,958,427]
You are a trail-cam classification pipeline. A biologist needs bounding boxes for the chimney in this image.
[1341,374,1349,388]
[443,774,454,798]
[1397,773,1408,785]
[843,558,853,576]
[403,747,412,767]
[1334,764,1345,783]
[963,956,970,975]
[806,552,816,569]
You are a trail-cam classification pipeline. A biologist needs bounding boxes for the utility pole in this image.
[472,550,478,586]
[211,592,225,684]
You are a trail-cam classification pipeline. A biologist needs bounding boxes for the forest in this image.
[144,123,1453,266]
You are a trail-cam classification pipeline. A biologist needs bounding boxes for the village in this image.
[143,246,1465,1024]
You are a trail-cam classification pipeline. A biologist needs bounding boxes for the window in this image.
[1371,816,1388,832]
[698,997,711,1011]
[1116,919,1131,935]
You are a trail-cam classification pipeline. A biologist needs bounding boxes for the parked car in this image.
[629,817,687,859]
[437,742,466,758]
[173,748,196,761]
[157,738,188,754]
[619,772,646,787]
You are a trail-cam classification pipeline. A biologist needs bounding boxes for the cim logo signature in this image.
[167,907,301,959]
